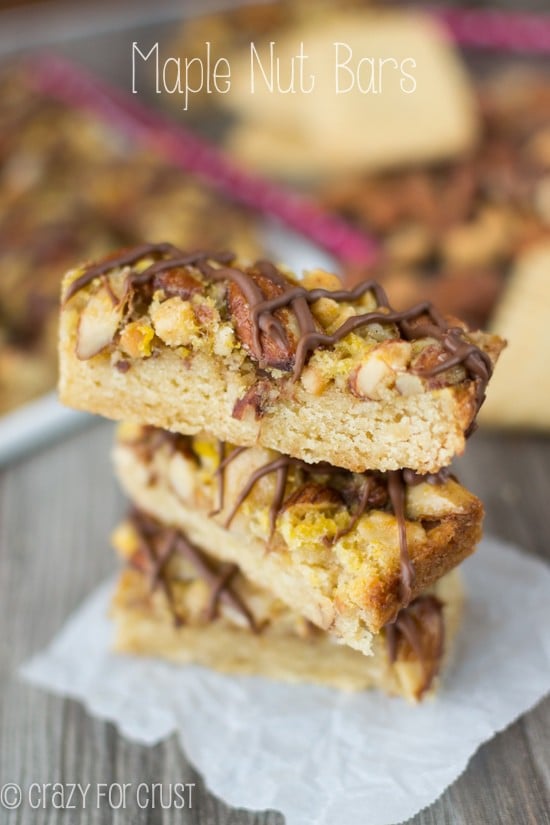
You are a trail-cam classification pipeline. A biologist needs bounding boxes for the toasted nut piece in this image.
[411,343,445,374]
[442,209,510,267]
[232,379,272,421]
[350,357,394,400]
[281,483,342,513]
[301,269,342,291]
[227,267,300,371]
[386,224,434,265]
[350,341,411,399]
[108,267,131,302]
[153,267,203,299]
[300,365,329,396]
[76,286,124,360]
[150,298,198,348]
[213,324,237,357]
[119,320,154,358]
[193,300,217,327]
[412,343,465,388]
[377,340,412,370]
[395,373,424,396]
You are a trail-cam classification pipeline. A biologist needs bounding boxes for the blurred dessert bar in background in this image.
[168,4,550,429]
[173,7,479,177]
[322,69,550,326]
[0,65,260,414]
[319,68,550,429]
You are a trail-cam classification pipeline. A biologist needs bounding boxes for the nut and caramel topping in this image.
[125,426,454,612]
[65,244,499,426]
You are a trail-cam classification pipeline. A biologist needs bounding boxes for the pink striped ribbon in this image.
[28,54,379,268]
[25,9,550,268]
[432,7,550,53]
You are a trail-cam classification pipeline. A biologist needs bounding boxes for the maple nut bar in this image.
[112,511,464,702]
[112,424,482,655]
[58,245,504,474]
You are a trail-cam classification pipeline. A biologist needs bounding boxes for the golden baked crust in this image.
[59,247,503,473]
[480,242,550,429]
[112,424,482,654]
[111,515,464,702]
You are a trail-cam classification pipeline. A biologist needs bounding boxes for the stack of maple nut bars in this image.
[59,245,504,701]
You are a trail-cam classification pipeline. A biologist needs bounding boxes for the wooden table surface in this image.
[0,421,548,825]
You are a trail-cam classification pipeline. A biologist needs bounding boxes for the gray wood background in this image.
[0,422,548,825]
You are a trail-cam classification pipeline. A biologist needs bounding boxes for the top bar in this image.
[59,245,504,473]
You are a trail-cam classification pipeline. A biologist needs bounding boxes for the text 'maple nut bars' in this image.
[58,245,504,700]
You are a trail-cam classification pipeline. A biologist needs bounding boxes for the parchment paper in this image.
[21,536,550,825]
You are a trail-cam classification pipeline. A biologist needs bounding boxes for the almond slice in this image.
[76,287,125,360]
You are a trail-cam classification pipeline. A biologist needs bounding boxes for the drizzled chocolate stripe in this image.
[174,533,257,630]
[331,478,373,544]
[129,509,257,631]
[387,471,414,604]
[250,278,492,406]
[63,243,232,301]
[129,505,444,693]
[67,246,494,417]
[132,514,180,618]
[213,443,453,609]
[64,242,181,301]
[385,595,445,699]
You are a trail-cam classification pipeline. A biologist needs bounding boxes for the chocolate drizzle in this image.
[63,243,233,302]
[128,505,444,694]
[211,444,247,515]
[253,285,493,413]
[129,509,257,630]
[385,595,445,699]
[387,471,414,604]
[68,245,494,419]
[211,441,453,609]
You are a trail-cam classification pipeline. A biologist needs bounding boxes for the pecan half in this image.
[281,483,343,512]
[227,267,300,371]
[153,267,203,300]
[411,343,463,389]
[232,379,273,421]
[76,285,125,360]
